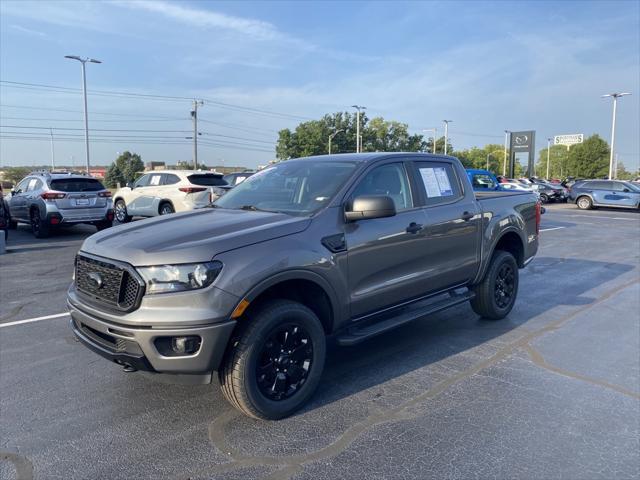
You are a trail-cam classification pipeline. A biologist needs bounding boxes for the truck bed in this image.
[474,190,532,201]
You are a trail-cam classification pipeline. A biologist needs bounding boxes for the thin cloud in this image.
[9,24,47,37]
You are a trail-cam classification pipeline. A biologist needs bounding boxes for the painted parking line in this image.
[540,227,566,232]
[0,312,69,329]
[548,213,638,221]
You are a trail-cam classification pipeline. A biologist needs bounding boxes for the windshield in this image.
[214,161,358,215]
[624,182,640,193]
[49,178,105,192]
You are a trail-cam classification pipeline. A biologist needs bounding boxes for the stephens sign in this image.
[554,134,583,147]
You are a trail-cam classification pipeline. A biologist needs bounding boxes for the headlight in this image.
[137,261,223,294]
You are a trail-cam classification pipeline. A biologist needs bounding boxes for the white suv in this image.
[113,170,229,223]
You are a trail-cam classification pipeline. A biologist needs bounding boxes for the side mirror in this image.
[127,182,134,189]
[345,195,396,222]
[623,188,630,193]
[10,190,17,195]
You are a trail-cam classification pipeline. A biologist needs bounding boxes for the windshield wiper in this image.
[239,205,261,211]
[203,203,223,208]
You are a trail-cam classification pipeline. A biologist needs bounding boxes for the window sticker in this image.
[149,175,162,186]
[419,167,454,198]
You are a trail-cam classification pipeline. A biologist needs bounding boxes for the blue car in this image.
[466,169,501,191]
[569,180,640,210]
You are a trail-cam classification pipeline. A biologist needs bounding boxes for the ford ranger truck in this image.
[68,153,540,419]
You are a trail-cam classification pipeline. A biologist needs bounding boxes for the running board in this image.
[336,290,475,346]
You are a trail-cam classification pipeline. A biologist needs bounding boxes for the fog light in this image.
[171,336,201,355]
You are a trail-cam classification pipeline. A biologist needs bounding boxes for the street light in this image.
[442,120,452,155]
[546,137,552,180]
[503,130,510,176]
[328,129,344,155]
[65,55,101,175]
[486,150,502,171]
[602,92,631,179]
[352,105,366,153]
[422,128,437,154]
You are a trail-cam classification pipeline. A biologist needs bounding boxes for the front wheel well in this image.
[158,200,174,213]
[243,279,334,335]
[493,231,524,267]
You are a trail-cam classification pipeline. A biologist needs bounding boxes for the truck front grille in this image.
[75,254,143,312]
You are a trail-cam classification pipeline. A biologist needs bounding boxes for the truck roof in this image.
[291,152,458,164]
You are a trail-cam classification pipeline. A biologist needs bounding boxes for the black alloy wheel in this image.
[494,263,515,309]
[159,203,174,215]
[256,323,314,401]
[30,210,49,238]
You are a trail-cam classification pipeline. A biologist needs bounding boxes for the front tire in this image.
[159,202,174,215]
[470,250,518,320]
[219,300,326,420]
[539,193,549,204]
[576,196,593,210]
[114,199,132,223]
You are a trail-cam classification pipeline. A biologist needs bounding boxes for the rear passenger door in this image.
[588,181,610,205]
[412,160,481,292]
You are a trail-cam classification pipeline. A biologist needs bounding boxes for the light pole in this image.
[486,150,502,172]
[352,105,366,153]
[546,138,551,179]
[328,129,344,155]
[65,55,101,175]
[443,120,452,155]
[191,100,204,170]
[503,130,510,176]
[422,128,437,153]
[602,92,631,179]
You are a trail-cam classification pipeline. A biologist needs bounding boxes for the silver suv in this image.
[7,171,114,238]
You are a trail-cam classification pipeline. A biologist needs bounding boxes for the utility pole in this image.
[443,120,452,155]
[352,105,366,153]
[422,128,437,153]
[546,138,551,179]
[503,130,510,176]
[191,100,204,169]
[49,128,55,170]
[602,92,631,179]
[65,55,101,175]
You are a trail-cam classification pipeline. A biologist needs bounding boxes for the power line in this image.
[0,116,183,123]
[1,80,311,120]
[0,103,185,119]
[0,125,192,133]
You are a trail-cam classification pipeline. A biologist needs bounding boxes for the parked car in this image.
[500,182,541,199]
[5,171,113,238]
[466,169,501,191]
[569,180,640,210]
[112,170,229,223]
[68,152,540,420]
[0,185,9,241]
[531,182,566,204]
[223,171,255,187]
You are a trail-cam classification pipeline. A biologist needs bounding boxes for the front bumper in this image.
[68,298,236,375]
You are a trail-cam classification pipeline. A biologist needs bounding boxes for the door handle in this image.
[406,222,423,234]
[460,211,474,221]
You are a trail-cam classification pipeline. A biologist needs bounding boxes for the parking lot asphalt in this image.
[1,204,639,480]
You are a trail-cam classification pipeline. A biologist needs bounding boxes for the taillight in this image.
[41,191,66,200]
[535,202,541,235]
[98,191,112,198]
[179,187,207,194]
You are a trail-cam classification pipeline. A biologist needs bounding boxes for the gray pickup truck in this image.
[68,153,540,419]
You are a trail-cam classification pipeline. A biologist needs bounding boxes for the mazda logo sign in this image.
[515,135,529,145]
[88,272,104,289]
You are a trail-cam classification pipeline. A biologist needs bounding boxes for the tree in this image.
[114,151,144,184]
[275,112,428,159]
[103,162,125,188]
[565,134,609,178]
[536,145,570,179]
[452,144,504,173]
[1,166,32,186]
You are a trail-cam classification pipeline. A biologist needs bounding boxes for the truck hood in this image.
[80,208,311,266]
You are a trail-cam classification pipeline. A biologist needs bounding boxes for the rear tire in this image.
[30,209,50,239]
[96,221,113,231]
[540,193,549,204]
[159,202,174,215]
[470,250,518,320]
[114,199,131,223]
[219,300,326,420]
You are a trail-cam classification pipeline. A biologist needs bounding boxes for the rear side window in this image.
[163,174,180,185]
[50,178,105,192]
[415,162,462,206]
[188,174,228,186]
[588,181,610,190]
[27,179,41,191]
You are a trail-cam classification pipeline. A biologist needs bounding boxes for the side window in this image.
[148,174,163,186]
[589,181,609,190]
[134,174,150,188]
[610,182,625,192]
[27,179,41,191]
[163,174,180,185]
[351,163,413,211]
[415,162,462,206]
[15,179,30,193]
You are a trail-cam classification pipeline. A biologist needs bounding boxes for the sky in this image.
[1,0,639,171]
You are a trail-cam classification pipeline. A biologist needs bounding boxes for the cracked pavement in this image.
[1,204,639,479]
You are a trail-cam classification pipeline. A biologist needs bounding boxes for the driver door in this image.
[9,178,31,222]
[127,174,162,216]
[344,161,429,318]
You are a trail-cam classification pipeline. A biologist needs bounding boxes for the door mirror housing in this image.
[345,195,396,222]
[127,182,135,189]
[623,188,630,193]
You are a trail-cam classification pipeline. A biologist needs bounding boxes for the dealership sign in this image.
[554,134,583,147]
